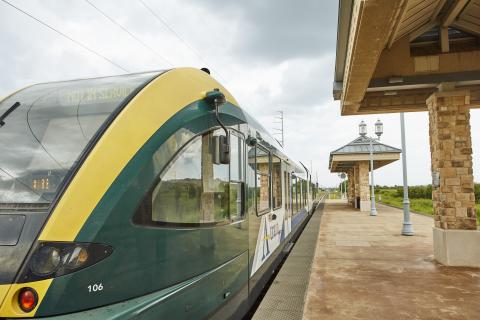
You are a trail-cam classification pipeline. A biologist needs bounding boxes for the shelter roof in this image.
[334,0,480,115]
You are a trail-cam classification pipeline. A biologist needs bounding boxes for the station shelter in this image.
[329,136,401,211]
[334,0,480,266]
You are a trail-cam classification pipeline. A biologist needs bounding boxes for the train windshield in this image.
[0,71,161,210]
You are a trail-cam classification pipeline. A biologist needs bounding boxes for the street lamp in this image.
[359,119,383,216]
[400,113,414,235]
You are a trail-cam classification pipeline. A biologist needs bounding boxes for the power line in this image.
[84,0,172,67]
[137,0,204,62]
[0,0,129,73]
[137,0,228,82]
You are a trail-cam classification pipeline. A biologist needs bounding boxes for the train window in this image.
[255,145,270,215]
[230,133,244,182]
[229,133,245,220]
[284,171,290,215]
[300,179,303,207]
[272,156,282,210]
[229,182,244,221]
[246,145,256,216]
[143,130,236,227]
[303,179,308,206]
[291,175,297,213]
[0,71,160,206]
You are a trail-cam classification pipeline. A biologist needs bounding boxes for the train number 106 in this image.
[88,283,104,293]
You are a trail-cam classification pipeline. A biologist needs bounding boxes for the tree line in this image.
[376,184,480,202]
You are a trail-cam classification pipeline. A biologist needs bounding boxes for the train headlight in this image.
[19,242,113,283]
[63,246,89,269]
[30,246,61,276]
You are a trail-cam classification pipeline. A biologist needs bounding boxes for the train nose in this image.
[0,215,27,307]
[0,212,48,300]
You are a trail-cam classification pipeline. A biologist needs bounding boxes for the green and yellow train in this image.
[0,68,318,319]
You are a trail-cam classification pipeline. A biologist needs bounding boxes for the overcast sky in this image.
[1,0,479,187]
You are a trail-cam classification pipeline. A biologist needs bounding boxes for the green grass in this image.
[377,189,480,223]
[328,192,341,199]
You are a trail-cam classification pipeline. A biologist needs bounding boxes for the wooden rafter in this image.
[442,0,470,27]
[387,0,410,48]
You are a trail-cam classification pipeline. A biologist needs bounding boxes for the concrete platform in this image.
[303,200,480,319]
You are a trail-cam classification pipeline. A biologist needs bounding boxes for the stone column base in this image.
[433,227,480,267]
[360,200,371,212]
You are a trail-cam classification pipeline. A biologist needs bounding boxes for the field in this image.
[377,188,480,223]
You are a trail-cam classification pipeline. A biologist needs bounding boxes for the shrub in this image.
[395,185,432,199]
[392,184,479,202]
[475,183,480,203]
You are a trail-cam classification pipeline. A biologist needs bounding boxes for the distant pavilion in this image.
[329,136,401,211]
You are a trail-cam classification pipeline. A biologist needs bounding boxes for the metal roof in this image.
[330,136,402,155]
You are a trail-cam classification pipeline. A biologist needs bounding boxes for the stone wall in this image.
[358,161,371,211]
[347,169,355,207]
[354,164,360,208]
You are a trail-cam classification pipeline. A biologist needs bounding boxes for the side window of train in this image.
[291,174,298,213]
[134,129,243,227]
[284,169,291,217]
[255,145,271,215]
[272,156,282,210]
[299,179,304,208]
[229,132,245,221]
[246,144,256,216]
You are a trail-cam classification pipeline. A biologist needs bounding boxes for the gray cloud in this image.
[195,0,338,63]
[1,0,478,187]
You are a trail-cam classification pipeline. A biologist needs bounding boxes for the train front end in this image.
[0,68,249,319]
[0,67,249,319]
[0,71,170,317]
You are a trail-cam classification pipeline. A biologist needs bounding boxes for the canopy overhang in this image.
[334,0,480,115]
[330,153,400,172]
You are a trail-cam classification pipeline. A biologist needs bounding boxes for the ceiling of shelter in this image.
[390,0,480,46]
[335,0,480,115]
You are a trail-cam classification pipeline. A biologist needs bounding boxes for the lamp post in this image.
[400,113,414,235]
[359,119,383,216]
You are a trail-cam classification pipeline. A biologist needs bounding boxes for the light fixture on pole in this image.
[359,119,383,216]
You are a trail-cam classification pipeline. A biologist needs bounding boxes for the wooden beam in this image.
[440,27,450,52]
[431,0,447,22]
[453,19,480,36]
[408,20,439,41]
[442,0,470,27]
[341,0,403,112]
[388,0,410,48]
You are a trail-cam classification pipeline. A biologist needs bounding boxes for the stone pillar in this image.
[358,161,371,212]
[354,164,360,209]
[347,170,355,207]
[427,90,480,267]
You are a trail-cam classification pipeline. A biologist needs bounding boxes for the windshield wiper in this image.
[0,102,21,127]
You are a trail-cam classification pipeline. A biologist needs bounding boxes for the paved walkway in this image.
[303,200,480,320]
